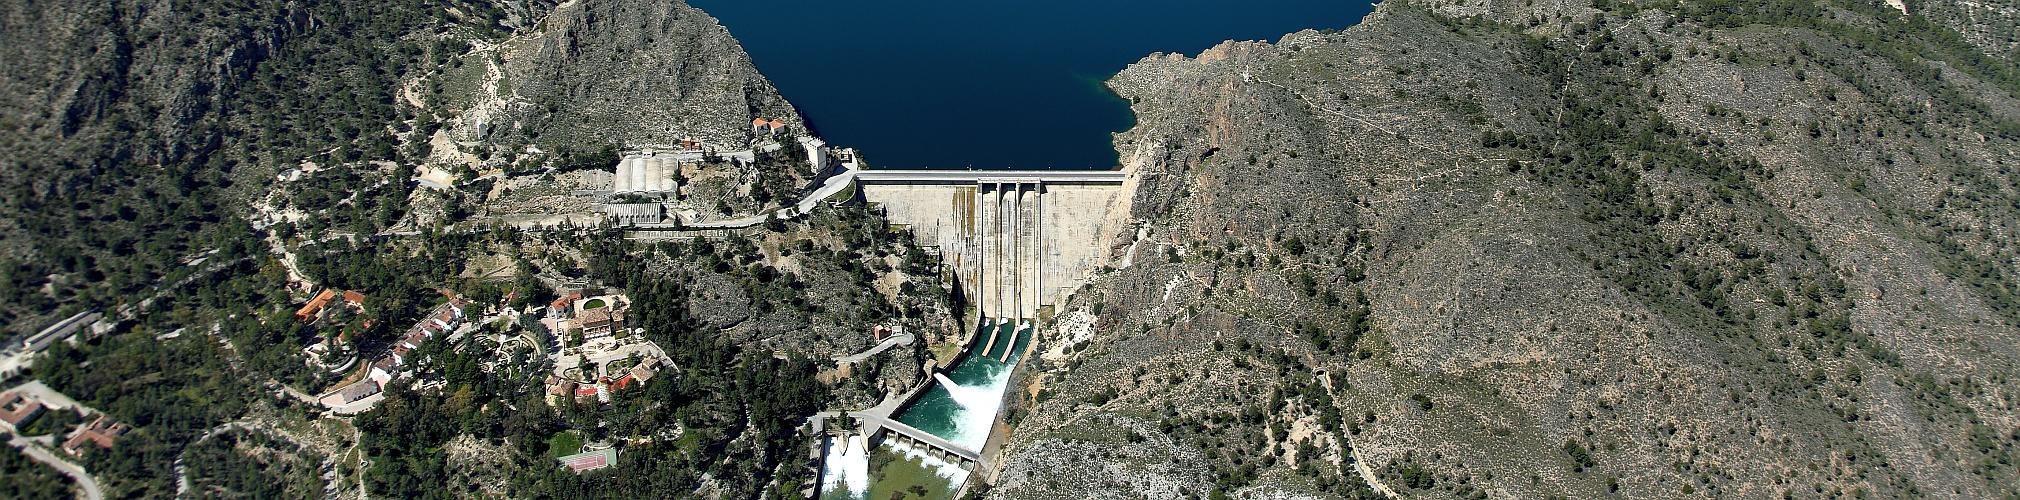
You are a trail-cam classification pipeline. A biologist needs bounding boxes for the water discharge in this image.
[820,434,870,497]
[819,321,1035,499]
[931,373,1003,450]
[895,321,1031,450]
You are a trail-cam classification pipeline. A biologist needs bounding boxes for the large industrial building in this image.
[612,155,679,193]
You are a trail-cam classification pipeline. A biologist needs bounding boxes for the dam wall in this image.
[859,171,1124,320]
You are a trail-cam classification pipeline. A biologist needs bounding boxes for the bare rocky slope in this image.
[429,0,803,159]
[992,0,2020,498]
[0,0,807,330]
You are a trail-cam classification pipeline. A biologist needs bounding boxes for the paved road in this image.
[795,168,861,214]
[9,435,103,500]
[853,169,1125,184]
[834,332,915,364]
[637,167,862,230]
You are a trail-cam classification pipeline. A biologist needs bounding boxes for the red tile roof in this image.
[551,292,581,310]
[296,289,338,321]
[579,308,614,326]
[62,415,129,455]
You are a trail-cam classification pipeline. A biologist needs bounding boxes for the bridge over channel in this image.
[850,411,981,464]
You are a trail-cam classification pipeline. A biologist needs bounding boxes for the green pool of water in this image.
[895,321,1032,449]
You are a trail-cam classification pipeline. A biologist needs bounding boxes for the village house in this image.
[369,357,398,386]
[578,308,622,339]
[549,292,583,318]
[296,288,367,322]
[326,295,466,413]
[629,357,662,385]
[333,380,381,404]
[0,390,45,433]
[295,289,336,322]
[61,414,129,456]
[544,375,579,406]
[751,117,789,136]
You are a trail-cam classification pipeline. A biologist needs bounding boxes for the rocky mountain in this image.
[0,1,945,497]
[0,0,820,328]
[1914,0,2020,60]
[994,0,2020,497]
[0,0,554,327]
[428,0,802,161]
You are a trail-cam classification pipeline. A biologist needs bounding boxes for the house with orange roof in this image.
[296,289,338,322]
[298,289,368,323]
[550,292,582,318]
[61,414,129,456]
[753,117,790,136]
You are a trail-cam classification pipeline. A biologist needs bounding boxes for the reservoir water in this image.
[691,0,1375,169]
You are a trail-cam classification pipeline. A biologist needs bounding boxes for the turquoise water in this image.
[819,321,1033,499]
[690,0,1374,168]
[894,321,1032,449]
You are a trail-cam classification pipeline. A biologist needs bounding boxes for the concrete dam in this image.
[823,169,1124,491]
[857,169,1126,336]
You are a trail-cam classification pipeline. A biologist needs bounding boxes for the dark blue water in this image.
[692,0,1373,169]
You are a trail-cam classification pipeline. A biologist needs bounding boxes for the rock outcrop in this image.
[433,0,802,157]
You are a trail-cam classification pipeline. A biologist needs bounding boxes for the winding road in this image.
[8,435,103,500]
[834,331,915,364]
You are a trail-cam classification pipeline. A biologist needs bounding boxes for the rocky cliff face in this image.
[430,0,801,159]
[417,0,812,223]
[995,0,2020,497]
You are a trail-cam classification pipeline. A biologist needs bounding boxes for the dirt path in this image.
[1317,371,1400,499]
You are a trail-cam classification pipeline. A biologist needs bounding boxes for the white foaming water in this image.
[933,368,1010,450]
[820,434,870,498]
[886,439,972,485]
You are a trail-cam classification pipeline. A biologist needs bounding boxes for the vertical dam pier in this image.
[856,169,1127,333]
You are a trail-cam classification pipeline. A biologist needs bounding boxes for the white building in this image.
[612,154,679,194]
